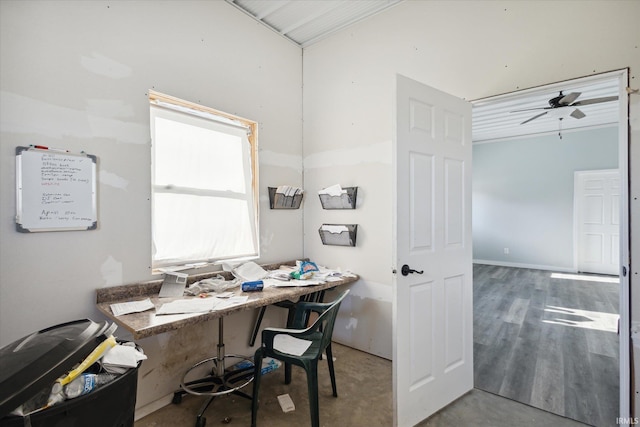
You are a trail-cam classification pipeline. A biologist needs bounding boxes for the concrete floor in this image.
[136,343,588,427]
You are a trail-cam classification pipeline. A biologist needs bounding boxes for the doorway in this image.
[471,70,629,425]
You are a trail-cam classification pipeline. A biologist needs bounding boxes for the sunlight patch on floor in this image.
[550,272,619,284]
[543,305,618,333]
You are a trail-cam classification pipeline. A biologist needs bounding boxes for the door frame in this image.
[470,68,630,420]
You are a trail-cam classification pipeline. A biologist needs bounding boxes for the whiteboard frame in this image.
[16,146,98,233]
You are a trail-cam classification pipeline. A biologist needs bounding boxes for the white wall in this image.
[0,0,302,412]
[473,126,619,271]
[2,0,639,417]
[303,0,639,360]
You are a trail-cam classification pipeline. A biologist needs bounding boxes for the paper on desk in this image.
[232,261,268,282]
[156,298,219,315]
[214,296,249,310]
[266,270,292,282]
[313,268,342,280]
[318,184,346,197]
[273,334,312,356]
[110,298,155,316]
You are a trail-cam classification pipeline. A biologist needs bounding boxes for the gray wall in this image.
[473,126,619,270]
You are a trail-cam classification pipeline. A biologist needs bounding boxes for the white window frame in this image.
[149,90,259,269]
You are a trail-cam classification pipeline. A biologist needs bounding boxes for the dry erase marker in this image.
[242,280,264,292]
[33,145,69,153]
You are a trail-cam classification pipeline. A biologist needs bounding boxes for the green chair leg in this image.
[326,344,338,397]
[306,360,320,427]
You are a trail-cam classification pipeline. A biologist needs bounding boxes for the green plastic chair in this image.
[251,289,349,427]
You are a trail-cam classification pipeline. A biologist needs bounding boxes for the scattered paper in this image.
[215,295,249,310]
[102,344,147,372]
[158,284,186,298]
[159,272,189,298]
[156,298,219,315]
[277,393,296,413]
[266,270,292,282]
[273,334,312,356]
[314,268,343,281]
[233,261,267,282]
[216,291,235,298]
[110,298,155,316]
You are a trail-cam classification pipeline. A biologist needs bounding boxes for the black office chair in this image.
[251,289,349,427]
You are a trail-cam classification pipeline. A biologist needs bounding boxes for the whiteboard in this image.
[16,146,97,232]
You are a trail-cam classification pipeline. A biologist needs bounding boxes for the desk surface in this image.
[96,273,358,340]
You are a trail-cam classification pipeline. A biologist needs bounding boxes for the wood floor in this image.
[473,264,619,427]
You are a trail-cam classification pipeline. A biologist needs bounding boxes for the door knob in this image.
[401,264,424,276]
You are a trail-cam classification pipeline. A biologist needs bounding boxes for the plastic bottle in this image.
[63,373,116,399]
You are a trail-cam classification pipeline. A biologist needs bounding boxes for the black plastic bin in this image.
[0,319,141,427]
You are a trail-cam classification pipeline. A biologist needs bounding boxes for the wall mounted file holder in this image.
[318,224,358,247]
[319,187,358,209]
[269,187,303,209]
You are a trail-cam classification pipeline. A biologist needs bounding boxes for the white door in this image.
[393,74,473,426]
[575,169,620,276]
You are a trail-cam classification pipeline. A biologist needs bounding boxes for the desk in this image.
[96,264,358,427]
[96,269,358,340]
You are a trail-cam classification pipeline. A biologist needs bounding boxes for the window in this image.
[149,91,259,268]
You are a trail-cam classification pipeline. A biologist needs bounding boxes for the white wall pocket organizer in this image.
[318,224,358,247]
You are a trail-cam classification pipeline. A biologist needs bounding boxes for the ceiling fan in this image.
[512,91,619,125]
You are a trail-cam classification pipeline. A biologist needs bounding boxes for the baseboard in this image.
[135,393,174,421]
[473,259,576,273]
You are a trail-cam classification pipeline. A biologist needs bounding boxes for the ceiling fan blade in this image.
[572,96,618,106]
[521,111,548,125]
[570,108,586,119]
[558,92,581,106]
[510,107,549,113]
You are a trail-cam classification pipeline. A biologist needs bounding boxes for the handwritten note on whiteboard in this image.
[16,146,97,232]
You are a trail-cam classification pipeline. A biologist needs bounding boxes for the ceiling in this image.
[225,0,620,142]
[472,76,620,143]
[225,0,403,47]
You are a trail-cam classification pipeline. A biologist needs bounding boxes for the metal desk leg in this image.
[173,317,254,427]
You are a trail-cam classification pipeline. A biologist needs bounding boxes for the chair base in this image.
[173,354,254,427]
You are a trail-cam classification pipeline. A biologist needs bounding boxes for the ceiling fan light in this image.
[570,108,586,119]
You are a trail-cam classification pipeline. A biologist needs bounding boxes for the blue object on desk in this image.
[242,280,264,292]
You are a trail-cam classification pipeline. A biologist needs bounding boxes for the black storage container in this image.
[0,319,140,427]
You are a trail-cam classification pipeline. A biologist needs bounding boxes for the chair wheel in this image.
[172,392,182,404]
[195,416,206,427]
